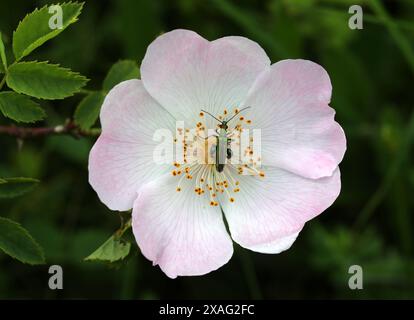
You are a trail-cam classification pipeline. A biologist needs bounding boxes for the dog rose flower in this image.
[88,29,346,278]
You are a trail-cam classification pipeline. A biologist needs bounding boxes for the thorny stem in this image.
[1,56,100,139]
[0,120,101,139]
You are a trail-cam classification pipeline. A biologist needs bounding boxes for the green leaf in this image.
[85,219,132,263]
[0,217,45,265]
[0,91,45,123]
[12,2,84,60]
[6,61,88,99]
[0,177,39,199]
[85,235,131,263]
[103,60,139,92]
[0,31,7,71]
[74,91,105,130]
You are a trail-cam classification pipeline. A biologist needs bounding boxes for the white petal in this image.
[222,166,341,253]
[246,230,301,254]
[244,59,346,179]
[132,173,233,278]
[89,80,176,211]
[140,29,270,128]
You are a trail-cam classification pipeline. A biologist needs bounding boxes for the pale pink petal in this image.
[244,59,346,179]
[132,173,233,278]
[246,230,302,254]
[140,29,270,128]
[88,80,176,211]
[221,166,341,253]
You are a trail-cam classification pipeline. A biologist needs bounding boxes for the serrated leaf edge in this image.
[6,60,89,100]
[0,91,46,123]
[12,2,85,60]
[0,216,46,265]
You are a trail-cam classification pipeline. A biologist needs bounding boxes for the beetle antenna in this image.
[201,109,222,123]
[226,106,251,123]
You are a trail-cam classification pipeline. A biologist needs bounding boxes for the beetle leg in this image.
[197,133,218,140]
[227,138,232,159]
[227,148,233,159]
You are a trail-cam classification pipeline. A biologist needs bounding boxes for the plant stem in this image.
[0,121,101,139]
[79,88,95,95]
[0,75,6,90]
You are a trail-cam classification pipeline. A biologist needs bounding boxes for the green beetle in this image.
[201,107,251,172]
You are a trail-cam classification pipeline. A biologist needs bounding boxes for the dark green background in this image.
[1,0,414,299]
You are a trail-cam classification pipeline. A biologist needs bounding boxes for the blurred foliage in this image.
[1,0,414,299]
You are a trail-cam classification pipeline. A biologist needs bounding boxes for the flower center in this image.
[171,108,264,206]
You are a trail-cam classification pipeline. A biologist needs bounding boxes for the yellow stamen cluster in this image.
[169,107,264,206]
